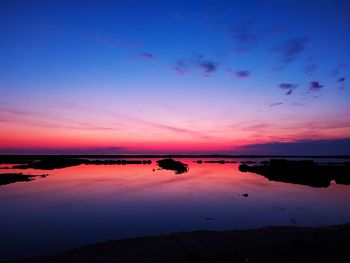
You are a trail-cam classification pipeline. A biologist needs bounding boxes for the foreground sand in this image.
[9,224,350,263]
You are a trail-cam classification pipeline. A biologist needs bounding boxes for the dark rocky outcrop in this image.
[157,159,188,174]
[239,159,350,188]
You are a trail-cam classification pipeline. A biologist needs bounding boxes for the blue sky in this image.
[0,0,349,154]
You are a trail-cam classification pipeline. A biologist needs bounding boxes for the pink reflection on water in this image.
[1,159,350,261]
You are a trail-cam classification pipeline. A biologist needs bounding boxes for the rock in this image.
[156,158,189,174]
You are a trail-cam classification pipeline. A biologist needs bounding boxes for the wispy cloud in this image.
[109,112,211,140]
[269,102,283,107]
[278,83,298,95]
[140,53,155,60]
[231,21,258,52]
[309,81,323,91]
[172,60,189,75]
[172,54,218,77]
[331,65,348,89]
[226,68,251,78]
[0,106,115,131]
[194,55,218,76]
[196,60,217,75]
[273,37,310,64]
[235,70,250,78]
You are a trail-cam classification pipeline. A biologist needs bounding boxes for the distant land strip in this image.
[0,154,349,161]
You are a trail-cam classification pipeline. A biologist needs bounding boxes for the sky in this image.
[0,0,350,154]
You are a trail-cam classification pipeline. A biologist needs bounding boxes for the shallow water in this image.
[1,158,350,261]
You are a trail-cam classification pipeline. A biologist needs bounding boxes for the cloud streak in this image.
[278,83,298,95]
[273,37,309,64]
[269,102,282,107]
[235,70,250,78]
[172,60,189,75]
[140,53,155,60]
[226,68,251,78]
[172,54,218,77]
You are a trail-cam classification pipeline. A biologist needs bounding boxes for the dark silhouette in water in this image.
[239,159,350,188]
[157,158,188,174]
[0,173,47,186]
[13,158,152,170]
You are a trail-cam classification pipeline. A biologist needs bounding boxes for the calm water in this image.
[1,158,350,261]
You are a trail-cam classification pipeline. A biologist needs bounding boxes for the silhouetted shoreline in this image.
[10,158,152,170]
[239,159,350,188]
[7,223,350,263]
[0,173,47,186]
[1,154,349,164]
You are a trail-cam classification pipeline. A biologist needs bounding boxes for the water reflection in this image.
[0,158,350,261]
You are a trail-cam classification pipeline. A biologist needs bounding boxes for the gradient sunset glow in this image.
[1,0,350,154]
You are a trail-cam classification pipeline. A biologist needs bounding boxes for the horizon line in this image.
[1,154,349,158]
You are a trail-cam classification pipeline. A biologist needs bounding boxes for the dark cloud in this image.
[140,53,155,60]
[172,54,218,77]
[332,65,349,88]
[172,60,189,75]
[193,54,218,76]
[196,60,217,75]
[286,89,293,95]
[309,81,323,91]
[273,37,310,64]
[337,77,346,90]
[226,68,250,78]
[235,70,250,78]
[269,102,282,107]
[278,83,298,95]
[279,83,297,89]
